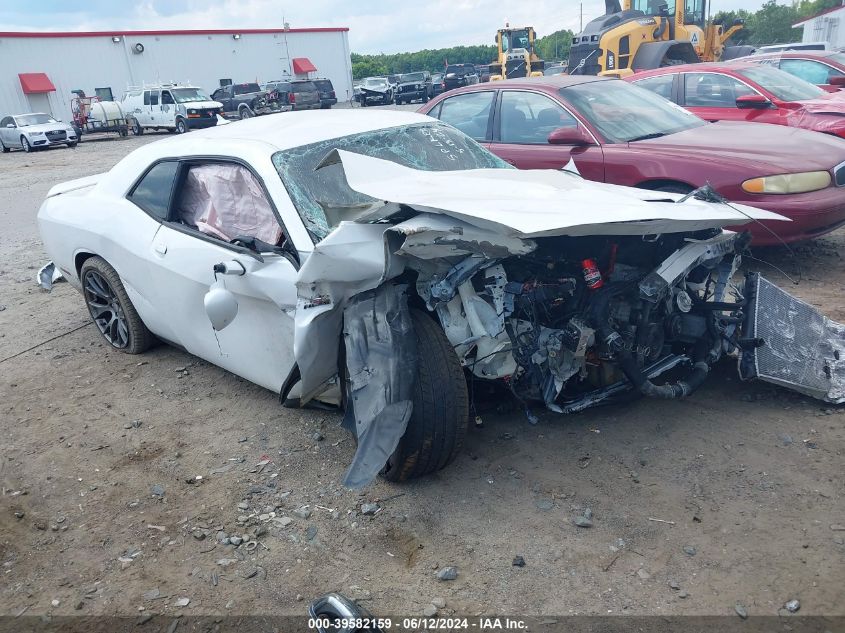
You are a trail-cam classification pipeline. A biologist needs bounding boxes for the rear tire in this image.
[0,138,8,153]
[80,257,154,354]
[239,106,254,120]
[380,310,469,482]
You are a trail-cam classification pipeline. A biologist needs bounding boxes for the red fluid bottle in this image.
[582,258,604,290]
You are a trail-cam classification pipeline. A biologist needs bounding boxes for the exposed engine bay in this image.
[413,228,752,415]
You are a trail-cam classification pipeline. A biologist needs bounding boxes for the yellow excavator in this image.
[568,0,744,77]
[489,25,545,80]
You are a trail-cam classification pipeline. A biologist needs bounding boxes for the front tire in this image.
[21,136,31,152]
[175,118,188,134]
[380,310,469,482]
[80,257,154,354]
[131,119,143,136]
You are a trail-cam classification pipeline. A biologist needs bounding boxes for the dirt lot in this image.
[0,115,843,624]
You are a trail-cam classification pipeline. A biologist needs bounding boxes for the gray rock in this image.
[668,580,680,590]
[636,568,651,580]
[735,604,748,619]
[423,604,438,617]
[229,536,243,546]
[312,432,325,442]
[678,590,689,599]
[150,484,165,497]
[535,498,554,511]
[512,555,526,567]
[192,529,206,540]
[683,545,697,556]
[830,524,845,531]
[785,599,800,613]
[306,525,318,541]
[584,507,593,520]
[361,502,380,515]
[278,516,293,527]
[293,506,311,519]
[143,588,161,601]
[237,501,249,510]
[780,434,794,446]
[436,566,458,581]
[573,516,593,528]
[216,531,229,543]
[432,597,446,609]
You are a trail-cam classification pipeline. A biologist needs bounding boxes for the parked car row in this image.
[417,74,845,245]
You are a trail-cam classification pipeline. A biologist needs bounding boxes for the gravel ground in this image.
[0,108,843,622]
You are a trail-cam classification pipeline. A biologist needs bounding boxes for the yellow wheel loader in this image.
[489,25,545,80]
[568,0,744,77]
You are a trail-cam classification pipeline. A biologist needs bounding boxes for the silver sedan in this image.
[0,112,78,153]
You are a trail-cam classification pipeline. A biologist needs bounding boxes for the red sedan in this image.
[417,76,845,245]
[740,51,845,92]
[628,62,845,138]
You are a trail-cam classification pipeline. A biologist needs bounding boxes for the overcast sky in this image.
[0,0,793,54]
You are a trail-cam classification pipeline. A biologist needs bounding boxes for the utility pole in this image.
[580,3,583,32]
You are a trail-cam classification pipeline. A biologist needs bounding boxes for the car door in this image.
[430,90,496,150]
[160,90,176,127]
[144,159,299,393]
[681,72,765,123]
[488,89,605,181]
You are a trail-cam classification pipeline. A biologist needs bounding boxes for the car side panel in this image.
[37,191,179,341]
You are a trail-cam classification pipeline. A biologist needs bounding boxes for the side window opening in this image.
[128,161,179,220]
[149,91,160,106]
[634,74,676,100]
[437,91,495,140]
[161,91,174,105]
[175,163,284,246]
[683,73,755,107]
[143,91,151,106]
[499,91,578,144]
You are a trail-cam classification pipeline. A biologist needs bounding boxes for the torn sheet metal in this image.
[37,261,64,290]
[293,222,405,404]
[740,273,845,403]
[330,149,788,238]
[341,284,416,488]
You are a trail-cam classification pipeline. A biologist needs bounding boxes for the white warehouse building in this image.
[0,27,353,121]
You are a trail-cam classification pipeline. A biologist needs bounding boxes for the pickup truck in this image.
[210,83,289,119]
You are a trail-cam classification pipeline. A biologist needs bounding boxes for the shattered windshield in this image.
[171,88,212,103]
[562,80,705,143]
[273,122,510,241]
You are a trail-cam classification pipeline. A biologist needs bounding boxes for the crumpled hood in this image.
[325,149,787,238]
[180,100,223,110]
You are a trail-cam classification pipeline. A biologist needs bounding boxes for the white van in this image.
[122,84,222,135]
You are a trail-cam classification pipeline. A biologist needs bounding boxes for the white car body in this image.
[121,85,222,133]
[0,113,78,151]
[39,110,844,485]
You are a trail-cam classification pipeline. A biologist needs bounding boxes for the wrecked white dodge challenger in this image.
[38,111,844,487]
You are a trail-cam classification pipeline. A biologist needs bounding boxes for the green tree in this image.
[712,9,752,45]
[535,28,575,63]
[745,0,800,46]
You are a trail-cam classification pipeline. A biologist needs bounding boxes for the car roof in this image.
[444,75,611,94]
[631,62,756,79]
[743,50,840,61]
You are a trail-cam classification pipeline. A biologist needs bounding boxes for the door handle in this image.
[154,242,167,255]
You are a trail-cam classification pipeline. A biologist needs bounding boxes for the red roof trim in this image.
[18,72,56,94]
[793,5,845,28]
[0,27,348,38]
[292,57,318,74]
